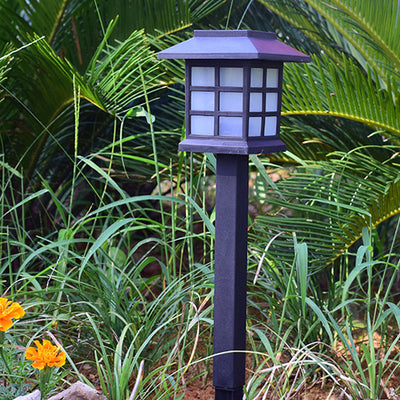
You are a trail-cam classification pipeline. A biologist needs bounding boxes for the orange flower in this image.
[25,339,66,370]
[0,297,25,332]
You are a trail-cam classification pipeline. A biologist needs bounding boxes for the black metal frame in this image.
[179,59,286,154]
[187,59,283,139]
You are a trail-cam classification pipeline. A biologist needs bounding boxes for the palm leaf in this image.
[255,0,350,63]
[0,0,88,46]
[250,150,400,270]
[86,28,163,116]
[276,116,389,163]
[256,0,400,78]
[76,0,226,40]
[1,26,165,181]
[0,0,225,179]
[281,55,400,143]
[0,45,12,89]
[301,0,400,78]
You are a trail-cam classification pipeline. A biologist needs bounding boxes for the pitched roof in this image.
[158,30,310,62]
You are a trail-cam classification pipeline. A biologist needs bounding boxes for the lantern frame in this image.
[158,30,310,155]
[182,59,285,154]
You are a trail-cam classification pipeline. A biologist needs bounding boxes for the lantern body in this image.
[183,59,284,154]
[158,30,310,155]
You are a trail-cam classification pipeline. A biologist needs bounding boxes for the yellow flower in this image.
[0,297,25,332]
[25,339,66,370]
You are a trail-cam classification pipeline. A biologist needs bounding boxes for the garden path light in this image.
[159,30,310,400]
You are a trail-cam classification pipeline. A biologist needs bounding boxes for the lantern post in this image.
[158,30,310,399]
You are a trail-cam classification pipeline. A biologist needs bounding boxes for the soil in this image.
[71,325,400,400]
[76,352,400,400]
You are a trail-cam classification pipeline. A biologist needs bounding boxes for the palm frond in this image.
[276,116,389,163]
[188,0,228,23]
[256,0,349,62]
[250,149,400,270]
[82,0,226,40]
[257,0,400,78]
[0,0,89,46]
[1,27,165,180]
[281,55,400,143]
[86,28,164,117]
[0,45,12,88]
[303,0,400,78]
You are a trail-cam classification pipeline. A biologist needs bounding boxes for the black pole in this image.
[213,154,249,400]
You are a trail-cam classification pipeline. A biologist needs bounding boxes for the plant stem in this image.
[0,342,12,381]
[39,367,52,400]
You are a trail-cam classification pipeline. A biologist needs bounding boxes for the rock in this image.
[13,382,107,400]
[48,382,108,400]
[14,390,41,400]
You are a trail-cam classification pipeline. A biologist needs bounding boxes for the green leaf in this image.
[295,242,308,316]
[282,56,400,142]
[305,298,333,343]
[81,218,135,272]
[251,150,400,270]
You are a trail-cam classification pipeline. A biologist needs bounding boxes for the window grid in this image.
[188,61,282,139]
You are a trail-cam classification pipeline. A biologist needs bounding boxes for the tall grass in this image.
[1,42,400,400]
[0,88,218,396]
[2,133,400,399]
[246,220,400,399]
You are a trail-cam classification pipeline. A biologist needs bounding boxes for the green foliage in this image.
[236,0,400,271]
[250,148,400,269]
[283,56,400,139]
[2,1,400,399]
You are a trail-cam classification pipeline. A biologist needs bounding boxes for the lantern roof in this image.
[158,30,311,62]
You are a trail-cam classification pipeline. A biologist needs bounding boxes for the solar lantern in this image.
[158,30,310,400]
[159,30,309,155]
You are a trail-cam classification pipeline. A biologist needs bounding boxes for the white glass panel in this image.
[249,117,262,137]
[250,93,263,112]
[266,68,279,88]
[191,91,215,111]
[220,67,243,87]
[265,93,278,112]
[251,68,263,87]
[219,117,242,137]
[264,116,277,136]
[191,116,214,135]
[191,67,215,87]
[220,92,243,112]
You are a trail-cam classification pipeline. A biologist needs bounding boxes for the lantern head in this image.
[158,30,310,155]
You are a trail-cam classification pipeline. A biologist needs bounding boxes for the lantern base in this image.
[178,138,286,155]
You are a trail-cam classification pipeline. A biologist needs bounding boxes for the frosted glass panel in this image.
[220,67,243,87]
[251,68,263,87]
[265,93,278,112]
[191,91,215,111]
[219,117,243,136]
[264,116,277,136]
[249,117,262,137]
[220,92,243,112]
[191,116,214,135]
[250,93,263,112]
[191,67,215,87]
[266,69,279,88]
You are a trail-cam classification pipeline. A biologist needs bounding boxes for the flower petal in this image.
[25,346,38,360]
[32,360,45,370]
[0,318,13,332]
[0,298,25,332]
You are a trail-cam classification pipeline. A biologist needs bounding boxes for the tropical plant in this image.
[0,0,225,245]
[219,0,400,271]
